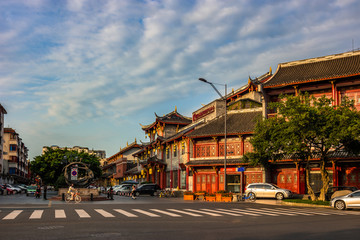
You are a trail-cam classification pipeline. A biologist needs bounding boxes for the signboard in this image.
[71,167,78,180]
[236,167,246,172]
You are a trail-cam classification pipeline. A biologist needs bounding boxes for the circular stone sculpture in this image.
[63,162,94,187]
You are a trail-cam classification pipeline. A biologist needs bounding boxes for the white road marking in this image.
[3,210,23,220]
[244,208,279,216]
[220,208,260,216]
[150,209,181,217]
[132,209,160,217]
[185,209,222,216]
[75,209,91,218]
[55,210,66,219]
[168,209,203,217]
[29,210,44,219]
[201,209,242,216]
[114,209,138,217]
[95,209,115,218]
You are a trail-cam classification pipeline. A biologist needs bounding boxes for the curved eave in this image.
[186,131,254,139]
[263,73,360,89]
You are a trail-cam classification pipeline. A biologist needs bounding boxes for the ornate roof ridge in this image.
[280,50,360,67]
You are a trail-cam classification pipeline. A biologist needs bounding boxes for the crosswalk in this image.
[1,207,359,221]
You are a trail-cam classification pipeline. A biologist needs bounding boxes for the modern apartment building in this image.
[0,104,7,175]
[3,128,29,183]
[42,145,106,160]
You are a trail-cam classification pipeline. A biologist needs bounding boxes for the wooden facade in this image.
[107,50,360,195]
[262,50,360,193]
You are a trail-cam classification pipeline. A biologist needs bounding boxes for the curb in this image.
[281,201,331,208]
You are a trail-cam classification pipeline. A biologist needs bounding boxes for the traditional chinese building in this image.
[102,140,141,186]
[262,50,360,193]
[134,108,193,189]
[185,72,272,193]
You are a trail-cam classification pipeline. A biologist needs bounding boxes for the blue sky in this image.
[1,0,359,160]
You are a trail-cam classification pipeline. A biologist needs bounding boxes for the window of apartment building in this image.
[10,133,16,140]
[10,144,17,151]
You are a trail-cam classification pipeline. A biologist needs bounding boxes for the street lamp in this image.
[198,78,227,191]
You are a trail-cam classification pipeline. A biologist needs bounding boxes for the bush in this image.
[283,199,329,206]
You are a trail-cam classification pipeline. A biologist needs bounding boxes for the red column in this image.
[332,161,338,187]
[331,81,338,106]
[186,167,189,190]
[193,171,197,192]
[241,136,245,156]
[296,163,300,194]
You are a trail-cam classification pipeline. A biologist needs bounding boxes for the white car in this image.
[6,184,22,194]
[330,190,360,210]
[245,183,293,200]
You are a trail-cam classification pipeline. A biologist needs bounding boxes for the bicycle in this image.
[158,189,176,198]
[65,190,81,203]
[239,192,256,202]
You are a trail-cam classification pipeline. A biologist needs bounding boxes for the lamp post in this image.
[198,78,227,191]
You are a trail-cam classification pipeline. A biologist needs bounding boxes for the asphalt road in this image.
[1,193,360,240]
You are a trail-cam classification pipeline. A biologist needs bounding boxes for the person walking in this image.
[131,185,136,200]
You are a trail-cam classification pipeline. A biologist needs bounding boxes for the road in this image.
[1,193,360,240]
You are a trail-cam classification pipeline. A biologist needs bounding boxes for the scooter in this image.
[35,190,41,198]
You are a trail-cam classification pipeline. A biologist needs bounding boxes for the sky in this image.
[1,0,359,160]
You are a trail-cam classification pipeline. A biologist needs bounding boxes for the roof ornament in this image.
[175,106,177,112]
[135,138,137,143]
[269,66,272,75]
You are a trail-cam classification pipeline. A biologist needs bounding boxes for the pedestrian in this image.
[43,184,47,200]
[131,185,136,200]
[35,185,41,199]
[109,186,114,200]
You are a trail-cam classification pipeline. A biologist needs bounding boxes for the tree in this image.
[30,148,102,188]
[245,93,360,201]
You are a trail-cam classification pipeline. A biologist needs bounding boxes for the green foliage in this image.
[30,147,102,185]
[245,93,360,200]
[282,199,329,206]
[246,93,360,165]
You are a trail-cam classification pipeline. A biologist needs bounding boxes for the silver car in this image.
[245,183,293,200]
[330,190,360,210]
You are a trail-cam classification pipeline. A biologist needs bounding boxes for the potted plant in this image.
[216,190,227,202]
[194,191,206,201]
[205,193,216,202]
[183,191,194,200]
[220,192,233,202]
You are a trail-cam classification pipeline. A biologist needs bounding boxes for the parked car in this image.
[133,184,161,196]
[26,185,37,196]
[15,184,28,193]
[245,183,293,200]
[330,190,360,210]
[315,186,358,201]
[5,184,21,194]
[116,184,133,195]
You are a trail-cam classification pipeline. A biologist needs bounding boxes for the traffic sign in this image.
[236,167,245,172]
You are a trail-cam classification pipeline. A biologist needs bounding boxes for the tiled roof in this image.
[263,51,360,88]
[140,110,192,131]
[186,111,261,138]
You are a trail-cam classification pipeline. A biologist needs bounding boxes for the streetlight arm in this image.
[198,78,225,100]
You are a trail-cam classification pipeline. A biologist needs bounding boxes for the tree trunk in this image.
[318,158,330,201]
[305,159,316,201]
